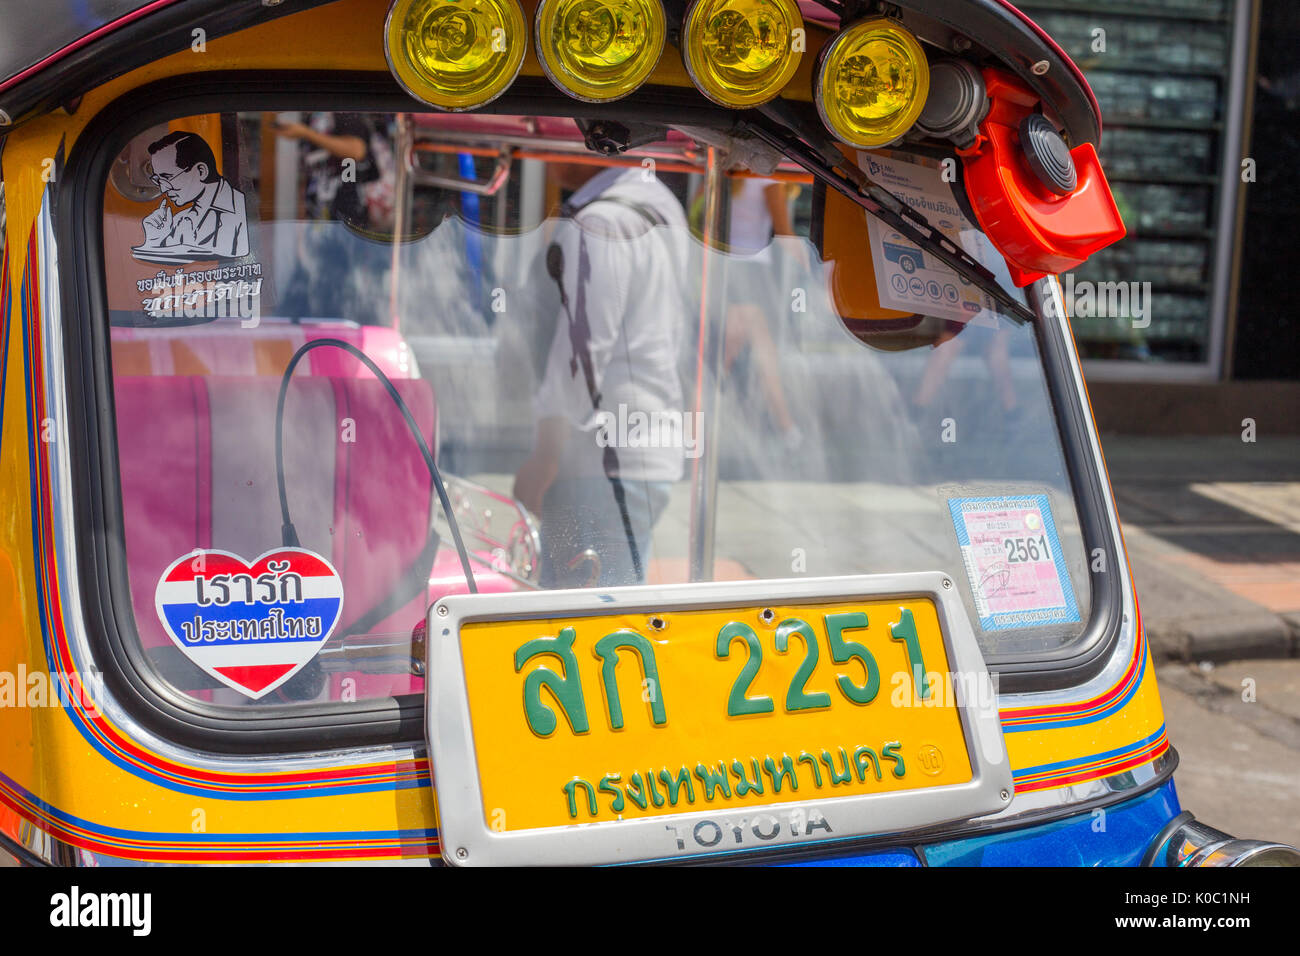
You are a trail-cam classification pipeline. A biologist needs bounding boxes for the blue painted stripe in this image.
[16,206,425,801]
[0,770,437,845]
[1002,651,1146,734]
[1013,724,1166,779]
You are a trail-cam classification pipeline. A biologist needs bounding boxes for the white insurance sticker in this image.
[948,495,1080,631]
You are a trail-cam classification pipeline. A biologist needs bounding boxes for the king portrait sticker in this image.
[110,127,265,323]
[154,549,344,699]
[948,495,1080,632]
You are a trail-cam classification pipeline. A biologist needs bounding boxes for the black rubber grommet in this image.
[1140,810,1196,868]
[1019,113,1077,196]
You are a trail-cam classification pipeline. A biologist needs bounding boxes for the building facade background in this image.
[1015,0,1290,385]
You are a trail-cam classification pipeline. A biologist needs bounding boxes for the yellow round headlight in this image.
[536,0,666,102]
[385,0,528,111]
[815,18,930,148]
[681,0,804,108]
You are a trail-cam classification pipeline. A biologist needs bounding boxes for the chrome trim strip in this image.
[1149,816,1300,868]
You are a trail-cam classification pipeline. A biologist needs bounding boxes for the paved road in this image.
[1103,436,1300,659]
[1157,659,1300,848]
[1102,436,1300,849]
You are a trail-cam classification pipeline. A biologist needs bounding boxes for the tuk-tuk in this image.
[0,0,1294,867]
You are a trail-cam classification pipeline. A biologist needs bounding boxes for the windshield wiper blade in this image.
[747,104,1036,326]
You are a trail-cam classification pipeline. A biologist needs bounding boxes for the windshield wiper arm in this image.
[747,102,1036,326]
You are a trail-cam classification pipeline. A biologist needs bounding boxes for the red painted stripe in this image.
[1000,627,1145,724]
[1014,738,1169,794]
[0,780,439,863]
[17,219,426,795]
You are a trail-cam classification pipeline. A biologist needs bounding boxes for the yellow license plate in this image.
[460,596,972,833]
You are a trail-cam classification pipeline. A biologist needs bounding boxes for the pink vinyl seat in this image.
[111,326,510,703]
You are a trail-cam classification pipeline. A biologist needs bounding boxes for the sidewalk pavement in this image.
[1100,435,1300,662]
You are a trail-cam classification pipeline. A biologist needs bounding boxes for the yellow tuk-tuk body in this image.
[0,0,1220,866]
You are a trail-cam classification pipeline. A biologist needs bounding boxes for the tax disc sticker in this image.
[154,548,344,699]
[948,495,1079,631]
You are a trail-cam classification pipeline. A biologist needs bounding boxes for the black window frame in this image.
[58,71,1123,755]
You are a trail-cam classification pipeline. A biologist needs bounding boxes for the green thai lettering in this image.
[645,768,666,807]
[598,773,625,813]
[563,777,598,818]
[514,627,589,736]
[593,629,667,730]
[853,745,881,782]
[716,621,774,716]
[694,762,732,801]
[824,611,880,704]
[882,740,906,778]
[659,766,695,806]
[797,751,823,788]
[625,771,650,810]
[775,618,832,712]
[731,758,766,797]
[763,754,799,793]
[820,748,853,786]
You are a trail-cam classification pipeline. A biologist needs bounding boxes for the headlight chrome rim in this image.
[535,0,667,103]
[681,0,806,108]
[385,0,529,112]
[814,17,931,149]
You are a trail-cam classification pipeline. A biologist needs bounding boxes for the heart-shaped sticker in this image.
[154,548,345,699]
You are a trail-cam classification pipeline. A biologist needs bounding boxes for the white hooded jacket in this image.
[533,166,692,482]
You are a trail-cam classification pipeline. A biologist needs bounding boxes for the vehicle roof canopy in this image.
[0,0,1100,145]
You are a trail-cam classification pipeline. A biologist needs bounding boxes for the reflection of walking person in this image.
[135,131,249,261]
[914,324,1019,419]
[274,114,392,230]
[274,113,395,324]
[514,164,689,588]
[721,177,803,449]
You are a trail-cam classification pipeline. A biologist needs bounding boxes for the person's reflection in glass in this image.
[514,162,690,588]
[275,112,396,325]
[719,175,804,449]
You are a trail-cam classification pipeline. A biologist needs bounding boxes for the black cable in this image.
[274,337,478,594]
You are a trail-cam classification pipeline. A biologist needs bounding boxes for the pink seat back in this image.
[115,373,437,701]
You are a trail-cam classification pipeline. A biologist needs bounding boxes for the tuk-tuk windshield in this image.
[101,110,1089,712]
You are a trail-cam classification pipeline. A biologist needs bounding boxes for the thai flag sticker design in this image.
[154,549,345,699]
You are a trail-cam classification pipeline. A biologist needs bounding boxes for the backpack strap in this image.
[563,194,668,230]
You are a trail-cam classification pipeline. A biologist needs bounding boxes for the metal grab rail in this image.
[406,142,514,196]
